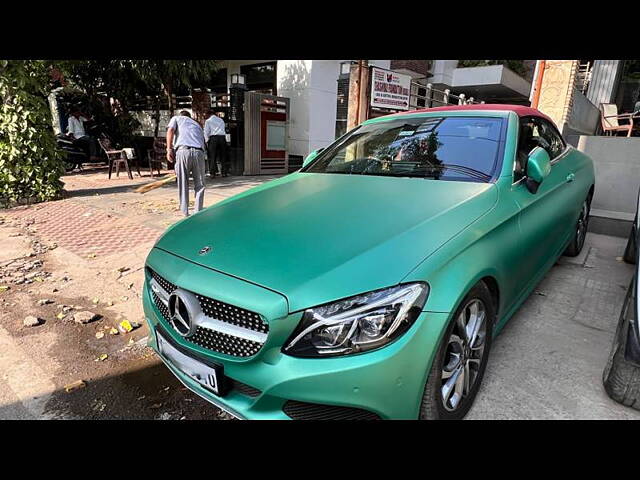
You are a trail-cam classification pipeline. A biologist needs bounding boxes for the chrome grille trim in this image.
[150,278,170,306]
[148,268,269,357]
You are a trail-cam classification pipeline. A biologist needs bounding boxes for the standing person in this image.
[204,110,230,177]
[166,111,206,217]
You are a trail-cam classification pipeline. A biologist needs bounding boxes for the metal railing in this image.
[575,61,592,95]
[409,82,484,110]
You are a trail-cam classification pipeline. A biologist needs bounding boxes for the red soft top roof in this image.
[390,103,556,127]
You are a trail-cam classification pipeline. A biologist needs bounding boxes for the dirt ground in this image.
[0,167,277,420]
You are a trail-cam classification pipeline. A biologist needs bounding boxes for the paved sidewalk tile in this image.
[5,200,161,257]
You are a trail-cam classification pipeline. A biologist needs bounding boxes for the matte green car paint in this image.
[526,147,551,184]
[154,174,497,313]
[143,109,595,419]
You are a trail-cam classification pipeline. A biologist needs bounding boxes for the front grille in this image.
[148,268,268,358]
[283,401,381,420]
[152,291,170,320]
[151,270,177,295]
[195,294,268,333]
[190,326,263,357]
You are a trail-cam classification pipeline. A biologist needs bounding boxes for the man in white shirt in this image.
[67,110,99,161]
[204,110,229,177]
[166,111,207,216]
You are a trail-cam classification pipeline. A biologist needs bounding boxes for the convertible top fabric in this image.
[392,104,556,127]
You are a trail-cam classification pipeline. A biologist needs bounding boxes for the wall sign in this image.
[370,67,411,111]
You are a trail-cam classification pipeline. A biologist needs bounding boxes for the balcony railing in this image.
[410,82,484,110]
[575,61,593,95]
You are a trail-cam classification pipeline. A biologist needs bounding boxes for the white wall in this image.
[577,136,640,215]
[276,59,391,159]
[219,60,392,159]
[277,60,314,158]
[430,60,459,86]
[131,109,193,137]
[587,60,623,107]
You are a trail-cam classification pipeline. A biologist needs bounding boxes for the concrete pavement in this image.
[468,233,640,419]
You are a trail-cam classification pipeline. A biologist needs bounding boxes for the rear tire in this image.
[564,195,591,257]
[419,282,494,420]
[603,317,640,411]
[623,222,637,264]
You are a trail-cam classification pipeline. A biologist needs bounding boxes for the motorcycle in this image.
[56,133,87,172]
[56,122,109,172]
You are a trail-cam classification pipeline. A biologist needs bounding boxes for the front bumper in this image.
[142,259,450,419]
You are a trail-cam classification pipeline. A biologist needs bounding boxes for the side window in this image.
[533,118,566,159]
[515,118,536,181]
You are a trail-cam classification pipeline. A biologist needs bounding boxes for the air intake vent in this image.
[283,401,381,420]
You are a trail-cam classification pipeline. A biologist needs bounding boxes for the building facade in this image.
[428,60,535,105]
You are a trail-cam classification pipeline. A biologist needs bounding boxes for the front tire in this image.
[564,196,591,257]
[419,282,494,420]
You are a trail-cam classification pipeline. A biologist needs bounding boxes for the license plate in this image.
[157,331,224,395]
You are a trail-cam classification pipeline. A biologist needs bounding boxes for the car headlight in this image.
[284,283,428,358]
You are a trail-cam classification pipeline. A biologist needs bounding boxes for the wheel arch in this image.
[480,275,500,316]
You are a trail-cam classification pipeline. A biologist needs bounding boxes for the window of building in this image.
[266,121,286,151]
[241,62,277,94]
[615,61,640,114]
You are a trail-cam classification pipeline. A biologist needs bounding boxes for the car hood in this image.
[155,173,497,312]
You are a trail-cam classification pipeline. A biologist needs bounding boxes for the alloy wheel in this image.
[441,299,487,412]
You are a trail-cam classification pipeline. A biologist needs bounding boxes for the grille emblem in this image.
[199,246,212,255]
[167,290,199,337]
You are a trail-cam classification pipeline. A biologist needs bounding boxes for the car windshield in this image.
[305,116,504,182]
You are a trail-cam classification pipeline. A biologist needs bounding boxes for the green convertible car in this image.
[143,104,595,420]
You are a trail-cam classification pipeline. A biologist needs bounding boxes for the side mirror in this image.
[302,147,325,168]
[525,147,551,193]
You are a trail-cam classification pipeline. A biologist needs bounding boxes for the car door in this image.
[509,116,575,293]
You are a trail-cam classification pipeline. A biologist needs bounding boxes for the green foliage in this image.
[0,60,65,207]
[458,60,528,77]
[56,87,140,147]
[622,60,640,80]
[54,60,220,137]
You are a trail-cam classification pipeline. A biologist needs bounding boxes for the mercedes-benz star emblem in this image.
[199,246,212,256]
[167,290,199,337]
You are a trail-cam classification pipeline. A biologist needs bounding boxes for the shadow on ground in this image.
[0,359,232,421]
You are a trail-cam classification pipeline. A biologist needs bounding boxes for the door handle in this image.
[566,173,575,183]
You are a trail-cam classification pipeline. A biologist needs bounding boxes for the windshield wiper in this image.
[413,164,491,182]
